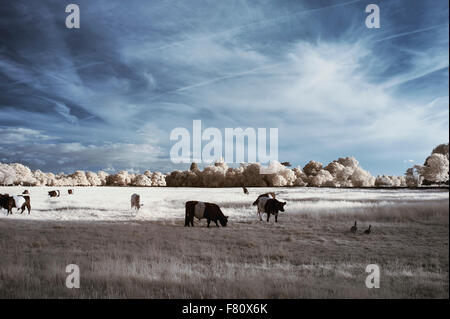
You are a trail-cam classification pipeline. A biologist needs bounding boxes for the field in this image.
[0,186,448,298]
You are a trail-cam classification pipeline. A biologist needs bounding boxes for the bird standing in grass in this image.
[364,225,372,234]
[350,221,357,233]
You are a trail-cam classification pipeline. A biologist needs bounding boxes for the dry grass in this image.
[0,199,448,298]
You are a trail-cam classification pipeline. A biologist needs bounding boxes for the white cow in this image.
[130,194,143,211]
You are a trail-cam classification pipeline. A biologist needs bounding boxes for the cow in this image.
[131,194,142,210]
[0,194,31,215]
[22,190,29,195]
[242,186,249,195]
[185,201,228,227]
[253,196,286,222]
[252,192,276,206]
[48,190,60,198]
[68,189,74,195]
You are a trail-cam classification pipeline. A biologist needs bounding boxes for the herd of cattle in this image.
[131,190,286,227]
[0,189,75,215]
[0,187,287,227]
[0,188,372,233]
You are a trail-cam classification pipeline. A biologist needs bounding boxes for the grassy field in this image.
[0,197,448,299]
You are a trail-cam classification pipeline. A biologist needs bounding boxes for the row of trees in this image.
[165,156,382,187]
[1,143,448,188]
[0,164,166,187]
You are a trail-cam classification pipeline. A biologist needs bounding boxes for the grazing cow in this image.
[252,192,276,206]
[0,194,31,215]
[131,194,142,210]
[254,197,286,222]
[68,189,74,195]
[48,190,60,198]
[185,201,228,227]
[242,186,249,195]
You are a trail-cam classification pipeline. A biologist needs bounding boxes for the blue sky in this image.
[0,0,448,175]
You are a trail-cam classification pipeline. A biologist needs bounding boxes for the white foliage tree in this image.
[422,153,449,184]
[0,163,16,185]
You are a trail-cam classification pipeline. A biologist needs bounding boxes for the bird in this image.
[350,221,357,233]
[364,225,372,234]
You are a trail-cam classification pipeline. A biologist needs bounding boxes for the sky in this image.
[0,0,448,175]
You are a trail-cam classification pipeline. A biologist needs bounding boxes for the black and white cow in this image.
[185,201,228,227]
[48,190,60,198]
[253,194,285,222]
[0,194,31,215]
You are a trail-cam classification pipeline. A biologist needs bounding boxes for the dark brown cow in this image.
[48,190,60,197]
[0,194,31,215]
[185,201,228,227]
[68,189,74,195]
[263,199,286,222]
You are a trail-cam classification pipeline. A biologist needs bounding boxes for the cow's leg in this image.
[20,204,25,214]
[257,208,262,221]
[185,211,193,227]
[207,219,211,228]
[275,213,278,223]
[27,203,31,215]
[214,220,219,227]
[267,213,270,222]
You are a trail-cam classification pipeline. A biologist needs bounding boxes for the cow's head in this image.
[277,201,286,212]
[219,215,229,227]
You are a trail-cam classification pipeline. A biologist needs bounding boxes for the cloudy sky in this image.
[0,0,448,175]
